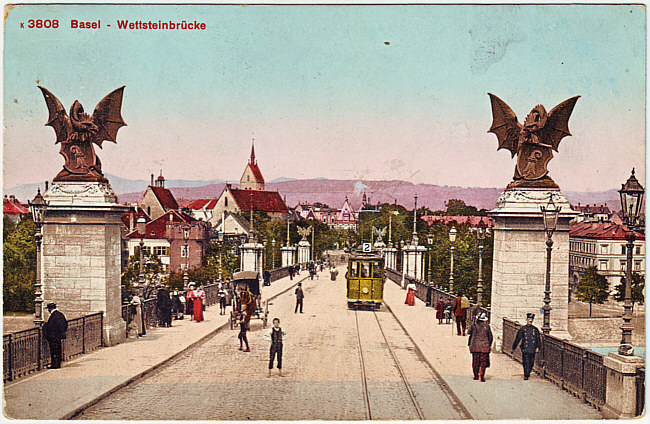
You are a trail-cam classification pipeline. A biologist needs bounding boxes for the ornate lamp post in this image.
[476,217,487,306]
[182,224,190,290]
[388,210,399,246]
[540,197,561,336]
[29,188,48,326]
[217,231,224,281]
[448,226,457,295]
[272,238,276,269]
[618,168,644,356]
[427,234,434,284]
[399,240,406,287]
[136,217,146,288]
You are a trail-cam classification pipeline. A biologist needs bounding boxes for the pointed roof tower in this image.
[250,139,256,165]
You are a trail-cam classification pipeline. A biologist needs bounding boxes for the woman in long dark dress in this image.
[467,311,493,382]
[435,300,446,324]
[156,287,173,327]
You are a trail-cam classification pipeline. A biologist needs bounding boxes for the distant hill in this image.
[113,177,621,212]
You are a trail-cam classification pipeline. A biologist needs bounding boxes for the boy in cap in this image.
[264,318,287,376]
[43,303,68,369]
[511,313,542,380]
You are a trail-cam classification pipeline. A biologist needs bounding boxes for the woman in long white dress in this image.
[129,294,144,337]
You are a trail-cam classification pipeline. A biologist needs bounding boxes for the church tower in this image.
[240,141,265,190]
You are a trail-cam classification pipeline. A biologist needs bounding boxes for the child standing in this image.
[264,318,287,376]
[238,314,250,352]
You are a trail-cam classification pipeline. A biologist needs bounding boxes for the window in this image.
[181,245,189,258]
[147,206,151,216]
[372,262,382,278]
[636,246,641,255]
[180,263,188,271]
[360,262,370,278]
[622,245,627,255]
[225,197,228,207]
[600,244,608,254]
[635,261,641,271]
[599,260,608,271]
[620,260,626,271]
[349,262,358,278]
[154,246,169,257]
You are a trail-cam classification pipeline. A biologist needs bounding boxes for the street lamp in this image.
[29,188,48,326]
[182,224,190,290]
[448,226,457,295]
[217,231,224,281]
[540,197,561,335]
[272,238,276,269]
[476,217,487,306]
[427,234,434,285]
[388,210,399,246]
[618,168,644,356]
[136,217,146,288]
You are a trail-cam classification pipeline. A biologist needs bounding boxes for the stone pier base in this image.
[602,352,644,419]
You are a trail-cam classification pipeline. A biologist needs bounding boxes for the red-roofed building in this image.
[125,210,209,275]
[139,172,180,220]
[186,198,219,223]
[569,220,645,294]
[3,195,30,223]
[571,203,612,222]
[240,142,265,191]
[212,185,289,221]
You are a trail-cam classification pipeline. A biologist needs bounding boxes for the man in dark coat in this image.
[156,287,173,327]
[468,311,493,382]
[43,303,68,369]
[512,313,542,380]
[288,265,295,280]
[294,283,304,313]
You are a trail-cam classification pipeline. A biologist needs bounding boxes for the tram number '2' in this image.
[362,243,371,253]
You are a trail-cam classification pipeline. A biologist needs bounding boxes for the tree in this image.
[3,215,36,313]
[444,199,485,216]
[576,266,610,317]
[614,272,645,309]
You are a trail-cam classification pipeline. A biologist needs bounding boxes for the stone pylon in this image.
[402,242,425,280]
[281,245,296,267]
[42,181,129,346]
[297,240,311,264]
[384,244,398,270]
[489,188,578,349]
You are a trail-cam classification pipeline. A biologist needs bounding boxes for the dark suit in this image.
[512,324,541,379]
[43,309,68,368]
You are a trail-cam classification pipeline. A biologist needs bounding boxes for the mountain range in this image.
[6,175,620,212]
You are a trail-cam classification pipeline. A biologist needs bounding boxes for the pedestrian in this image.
[263,270,271,286]
[238,313,250,352]
[240,285,256,323]
[192,285,205,322]
[294,282,304,313]
[43,303,68,369]
[218,285,228,315]
[468,311,493,382]
[452,293,470,335]
[264,318,287,377]
[405,281,416,306]
[511,313,542,380]
[435,299,446,324]
[330,267,339,281]
[171,291,184,320]
[129,293,144,337]
[288,265,294,280]
[186,283,195,319]
[309,262,316,280]
[156,286,173,327]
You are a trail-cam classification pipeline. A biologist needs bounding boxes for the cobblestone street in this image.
[75,269,467,420]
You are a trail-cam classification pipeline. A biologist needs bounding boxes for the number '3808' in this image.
[27,19,59,28]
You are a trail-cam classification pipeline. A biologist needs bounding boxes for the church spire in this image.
[250,139,256,165]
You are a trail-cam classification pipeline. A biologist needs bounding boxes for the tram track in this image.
[354,305,472,420]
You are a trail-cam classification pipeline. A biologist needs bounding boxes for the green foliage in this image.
[3,215,36,313]
[576,266,610,316]
[444,199,486,216]
[614,272,645,305]
[121,249,167,291]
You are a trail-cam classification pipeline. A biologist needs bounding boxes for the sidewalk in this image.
[383,278,604,420]
[3,273,307,420]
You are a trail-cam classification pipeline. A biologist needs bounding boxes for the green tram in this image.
[346,250,385,309]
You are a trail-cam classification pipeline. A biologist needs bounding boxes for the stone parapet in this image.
[602,352,645,419]
[489,187,578,350]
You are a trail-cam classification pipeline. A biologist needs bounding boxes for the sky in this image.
[3,4,646,192]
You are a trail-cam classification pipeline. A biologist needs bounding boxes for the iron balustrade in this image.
[385,268,490,323]
[502,317,607,409]
[3,311,103,382]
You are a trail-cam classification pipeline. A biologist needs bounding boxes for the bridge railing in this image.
[502,317,607,409]
[385,268,490,323]
[3,311,103,382]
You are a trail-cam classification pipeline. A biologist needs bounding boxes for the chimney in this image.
[151,174,154,186]
[129,212,134,232]
[45,181,49,191]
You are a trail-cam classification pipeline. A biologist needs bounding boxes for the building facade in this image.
[139,173,179,220]
[569,221,645,294]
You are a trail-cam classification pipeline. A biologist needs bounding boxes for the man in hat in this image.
[43,303,68,369]
[468,311,493,382]
[512,313,542,380]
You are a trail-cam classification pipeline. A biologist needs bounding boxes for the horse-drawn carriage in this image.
[229,271,269,329]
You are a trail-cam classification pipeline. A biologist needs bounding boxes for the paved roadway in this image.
[75,270,468,420]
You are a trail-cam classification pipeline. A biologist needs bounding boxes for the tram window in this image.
[360,262,370,278]
[372,262,381,278]
[349,262,358,277]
